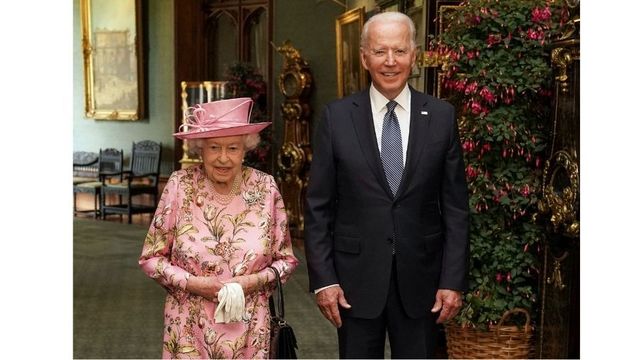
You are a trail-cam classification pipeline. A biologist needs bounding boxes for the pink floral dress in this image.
[139,165,298,359]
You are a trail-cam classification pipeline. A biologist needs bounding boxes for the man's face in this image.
[360,20,416,100]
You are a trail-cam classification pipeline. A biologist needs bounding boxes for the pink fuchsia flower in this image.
[520,184,531,197]
[527,28,545,40]
[466,165,478,179]
[486,34,501,47]
[465,81,478,95]
[531,8,542,22]
[470,100,484,115]
[462,139,476,152]
[502,86,516,104]
[496,273,503,283]
[531,6,552,23]
[443,78,456,91]
[455,79,467,92]
[479,86,496,104]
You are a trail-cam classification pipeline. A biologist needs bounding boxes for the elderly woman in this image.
[139,97,298,359]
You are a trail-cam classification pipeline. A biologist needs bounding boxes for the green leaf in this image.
[177,224,197,237]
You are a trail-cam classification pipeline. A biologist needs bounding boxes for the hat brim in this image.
[173,122,271,140]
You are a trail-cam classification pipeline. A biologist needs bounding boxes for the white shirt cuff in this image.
[314,284,340,294]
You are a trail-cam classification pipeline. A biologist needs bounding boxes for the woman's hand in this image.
[186,275,224,301]
[225,270,273,296]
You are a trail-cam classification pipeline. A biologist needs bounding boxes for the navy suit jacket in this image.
[304,87,469,319]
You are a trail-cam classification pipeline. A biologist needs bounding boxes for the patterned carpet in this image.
[73,218,339,359]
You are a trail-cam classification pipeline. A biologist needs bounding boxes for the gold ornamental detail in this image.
[273,40,313,241]
[546,251,568,290]
[551,47,576,94]
[538,150,579,237]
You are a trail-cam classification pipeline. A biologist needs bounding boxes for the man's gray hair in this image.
[360,11,416,50]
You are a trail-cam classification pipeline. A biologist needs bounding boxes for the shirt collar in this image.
[369,83,411,114]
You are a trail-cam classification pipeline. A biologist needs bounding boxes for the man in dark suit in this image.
[304,11,469,358]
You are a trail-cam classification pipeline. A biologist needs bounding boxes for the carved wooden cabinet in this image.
[536,2,580,358]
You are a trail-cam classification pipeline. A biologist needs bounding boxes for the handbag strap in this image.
[268,266,285,319]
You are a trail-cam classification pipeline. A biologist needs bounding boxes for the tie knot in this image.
[386,100,398,114]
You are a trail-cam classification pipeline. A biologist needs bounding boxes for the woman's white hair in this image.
[360,11,416,50]
[188,133,261,156]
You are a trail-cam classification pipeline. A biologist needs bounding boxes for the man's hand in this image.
[316,286,351,328]
[431,289,462,324]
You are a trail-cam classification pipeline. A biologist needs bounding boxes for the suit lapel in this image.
[350,90,393,197]
[395,90,431,199]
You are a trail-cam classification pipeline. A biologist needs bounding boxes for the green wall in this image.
[349,0,376,12]
[272,0,346,141]
[73,0,175,176]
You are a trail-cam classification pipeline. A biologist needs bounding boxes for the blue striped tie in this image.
[381,100,403,196]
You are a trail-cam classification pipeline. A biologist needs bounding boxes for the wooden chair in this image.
[73,151,99,185]
[101,140,162,223]
[73,148,123,218]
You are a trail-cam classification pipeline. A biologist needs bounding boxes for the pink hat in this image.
[173,97,271,140]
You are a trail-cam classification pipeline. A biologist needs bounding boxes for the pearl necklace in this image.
[208,171,242,205]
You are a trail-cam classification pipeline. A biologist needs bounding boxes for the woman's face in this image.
[200,135,245,184]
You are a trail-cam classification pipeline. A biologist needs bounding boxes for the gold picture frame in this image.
[80,0,145,120]
[336,7,367,98]
[438,4,462,36]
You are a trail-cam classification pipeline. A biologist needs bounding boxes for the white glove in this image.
[214,282,245,323]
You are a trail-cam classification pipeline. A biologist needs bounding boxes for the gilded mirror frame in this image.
[80,0,145,120]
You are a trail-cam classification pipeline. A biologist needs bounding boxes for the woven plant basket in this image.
[445,308,534,359]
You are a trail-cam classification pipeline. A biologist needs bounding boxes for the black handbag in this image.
[268,267,298,359]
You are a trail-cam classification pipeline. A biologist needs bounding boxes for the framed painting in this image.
[406,1,428,91]
[80,0,145,120]
[336,7,367,98]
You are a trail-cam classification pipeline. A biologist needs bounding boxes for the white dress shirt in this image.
[369,83,411,167]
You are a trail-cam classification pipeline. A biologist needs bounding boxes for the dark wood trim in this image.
[173,0,207,169]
